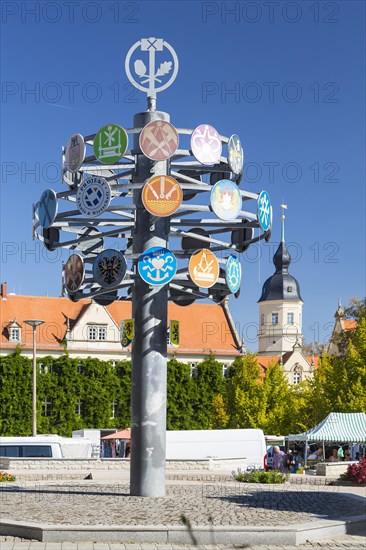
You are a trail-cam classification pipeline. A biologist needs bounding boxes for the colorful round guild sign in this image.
[191,124,222,164]
[210,179,242,221]
[226,255,242,294]
[257,190,272,231]
[93,249,127,288]
[140,120,179,161]
[188,248,219,288]
[38,189,58,229]
[76,176,111,217]
[138,247,177,286]
[94,124,128,164]
[142,175,182,216]
[64,133,86,173]
[228,134,244,176]
[64,254,85,293]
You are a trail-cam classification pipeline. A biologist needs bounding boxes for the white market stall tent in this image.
[288,412,366,464]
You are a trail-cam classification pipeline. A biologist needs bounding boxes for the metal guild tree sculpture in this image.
[33,38,272,497]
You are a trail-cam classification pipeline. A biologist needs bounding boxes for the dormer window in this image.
[87,325,107,341]
[287,286,292,292]
[7,321,21,342]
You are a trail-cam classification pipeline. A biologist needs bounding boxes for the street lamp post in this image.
[24,320,45,436]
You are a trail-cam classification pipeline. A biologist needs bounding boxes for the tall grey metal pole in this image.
[130,105,170,497]
[32,326,37,437]
[25,320,44,437]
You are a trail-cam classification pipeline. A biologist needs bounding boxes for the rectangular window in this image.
[287,313,294,325]
[43,399,52,417]
[22,445,52,458]
[39,363,48,374]
[222,365,229,378]
[111,401,118,419]
[271,313,279,325]
[261,314,264,326]
[9,328,20,342]
[87,326,107,341]
[0,445,20,457]
[189,362,197,378]
[98,326,107,341]
[88,326,97,340]
[75,400,83,416]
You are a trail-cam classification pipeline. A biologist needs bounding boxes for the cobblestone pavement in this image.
[0,538,365,549]
[0,482,364,527]
[0,481,365,549]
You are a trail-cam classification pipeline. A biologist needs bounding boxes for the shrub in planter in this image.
[0,471,16,482]
[342,457,366,485]
[232,468,288,484]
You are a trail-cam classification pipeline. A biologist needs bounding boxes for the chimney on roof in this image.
[1,282,8,299]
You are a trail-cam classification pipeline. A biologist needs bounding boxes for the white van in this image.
[166,428,266,470]
[0,435,92,459]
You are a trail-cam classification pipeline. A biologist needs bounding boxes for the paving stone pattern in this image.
[0,482,363,527]
[0,539,365,549]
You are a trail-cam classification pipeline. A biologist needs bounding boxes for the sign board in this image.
[188,249,219,288]
[93,249,127,288]
[191,124,222,164]
[121,319,134,347]
[227,134,244,176]
[76,176,111,217]
[225,255,242,294]
[210,179,242,221]
[38,189,58,229]
[257,190,272,231]
[140,120,178,161]
[142,175,182,216]
[94,124,128,164]
[65,133,86,173]
[64,254,85,293]
[138,247,177,286]
[169,320,179,347]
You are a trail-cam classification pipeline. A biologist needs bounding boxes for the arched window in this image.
[293,365,302,385]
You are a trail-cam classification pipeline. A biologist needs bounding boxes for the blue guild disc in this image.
[39,189,58,229]
[226,255,242,294]
[76,176,111,217]
[257,190,272,231]
[138,247,177,286]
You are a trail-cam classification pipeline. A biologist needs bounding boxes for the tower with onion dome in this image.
[258,205,303,356]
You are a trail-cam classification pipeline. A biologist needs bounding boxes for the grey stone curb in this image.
[1,514,365,545]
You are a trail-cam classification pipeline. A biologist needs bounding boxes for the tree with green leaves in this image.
[226,354,265,429]
[167,358,193,429]
[191,355,226,429]
[306,298,366,424]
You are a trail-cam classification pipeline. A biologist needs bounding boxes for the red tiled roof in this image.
[0,293,239,356]
[343,319,357,330]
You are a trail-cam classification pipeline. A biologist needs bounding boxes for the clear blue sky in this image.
[1,1,365,350]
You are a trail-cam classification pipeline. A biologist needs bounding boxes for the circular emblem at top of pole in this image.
[125,38,179,99]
